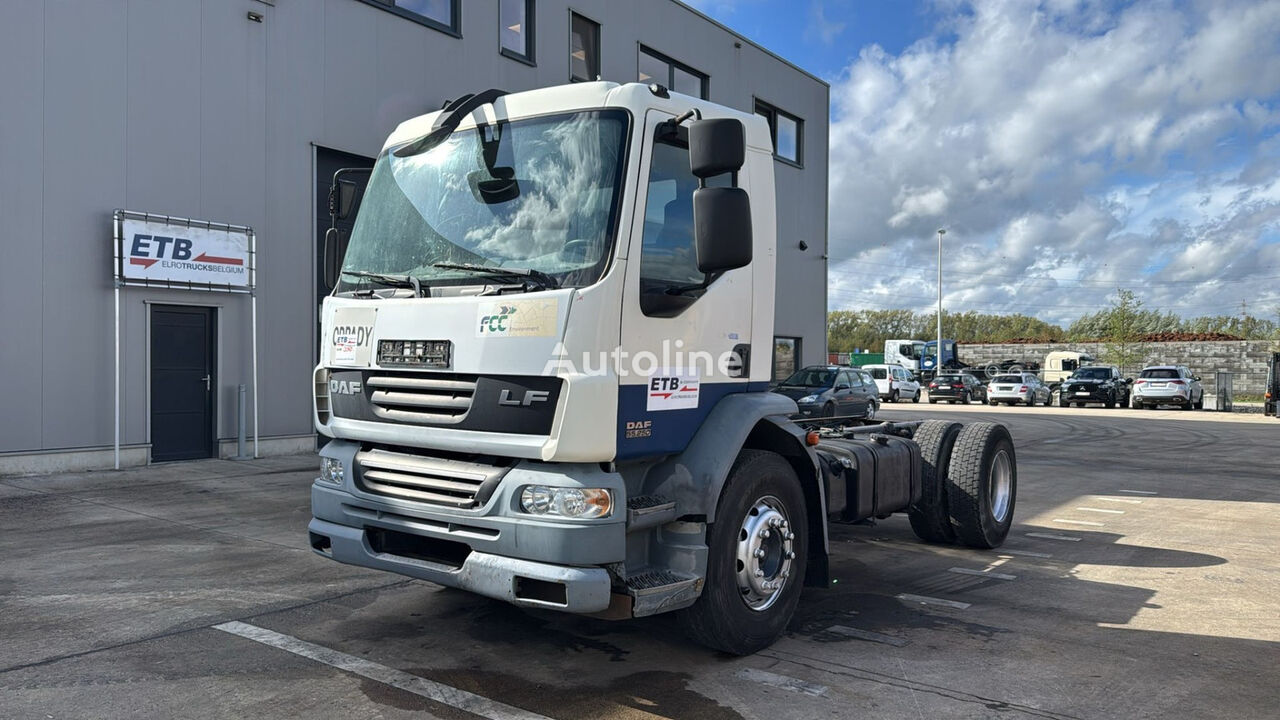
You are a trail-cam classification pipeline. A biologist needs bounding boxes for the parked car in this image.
[862,363,922,403]
[927,373,987,404]
[772,365,880,419]
[1059,365,1131,408]
[987,373,1052,406]
[1131,365,1204,410]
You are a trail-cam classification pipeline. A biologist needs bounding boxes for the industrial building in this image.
[0,0,829,472]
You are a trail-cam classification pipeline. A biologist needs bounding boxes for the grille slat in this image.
[355,448,509,508]
[366,373,477,425]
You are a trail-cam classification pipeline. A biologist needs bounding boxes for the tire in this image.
[1181,399,1193,411]
[1075,402,1085,408]
[867,401,878,420]
[1105,394,1115,409]
[946,423,1017,549]
[929,398,937,404]
[988,399,997,406]
[677,450,807,655]
[1131,397,1141,409]
[821,402,835,418]
[908,420,963,545]
[1043,393,1052,407]
[1059,397,1069,408]
[1194,396,1204,410]
[962,391,971,405]
[912,391,921,404]
[1025,394,1035,407]
[889,390,899,403]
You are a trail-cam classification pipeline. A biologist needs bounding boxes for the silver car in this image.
[1132,365,1204,410]
[987,373,1052,406]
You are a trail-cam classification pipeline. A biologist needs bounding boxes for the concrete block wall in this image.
[957,341,1278,394]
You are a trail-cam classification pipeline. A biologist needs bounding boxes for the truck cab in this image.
[309,82,1017,654]
[921,339,958,376]
[884,339,926,373]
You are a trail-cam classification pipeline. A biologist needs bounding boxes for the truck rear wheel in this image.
[946,423,1017,549]
[678,450,808,655]
[908,420,963,544]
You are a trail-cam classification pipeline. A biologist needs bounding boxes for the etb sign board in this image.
[116,212,254,291]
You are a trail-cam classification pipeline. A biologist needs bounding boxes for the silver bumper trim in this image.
[309,518,613,613]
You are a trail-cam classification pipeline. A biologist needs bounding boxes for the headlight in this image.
[319,457,344,484]
[519,486,612,519]
[798,394,819,403]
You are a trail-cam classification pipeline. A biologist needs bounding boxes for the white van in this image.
[861,364,922,402]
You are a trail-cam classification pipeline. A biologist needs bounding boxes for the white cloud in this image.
[828,0,1280,325]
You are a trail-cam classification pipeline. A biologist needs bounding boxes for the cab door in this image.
[616,110,755,460]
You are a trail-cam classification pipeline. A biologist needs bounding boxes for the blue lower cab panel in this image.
[615,381,769,460]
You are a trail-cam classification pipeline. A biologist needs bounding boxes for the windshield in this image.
[780,368,836,387]
[1072,368,1111,380]
[337,109,629,293]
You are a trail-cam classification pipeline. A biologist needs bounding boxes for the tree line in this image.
[829,296,1280,354]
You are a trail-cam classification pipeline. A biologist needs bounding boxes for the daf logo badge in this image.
[329,379,363,395]
[498,389,550,406]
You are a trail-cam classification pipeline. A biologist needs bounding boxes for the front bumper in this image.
[309,439,625,613]
[1062,386,1116,402]
[309,518,612,612]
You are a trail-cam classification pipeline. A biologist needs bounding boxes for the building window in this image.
[754,99,803,166]
[361,0,460,36]
[500,0,534,64]
[637,46,708,99]
[570,12,600,82]
[773,338,801,381]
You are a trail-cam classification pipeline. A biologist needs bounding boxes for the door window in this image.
[772,338,799,382]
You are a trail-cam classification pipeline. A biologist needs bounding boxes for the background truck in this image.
[885,339,927,373]
[308,82,1018,654]
[920,339,959,379]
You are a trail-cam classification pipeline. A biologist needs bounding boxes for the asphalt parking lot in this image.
[2,406,1277,719]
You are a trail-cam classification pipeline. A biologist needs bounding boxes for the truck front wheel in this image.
[946,423,1017,549]
[678,450,808,655]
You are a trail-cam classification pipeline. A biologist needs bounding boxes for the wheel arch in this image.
[640,392,830,587]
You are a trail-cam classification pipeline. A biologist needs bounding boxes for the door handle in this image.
[201,374,211,391]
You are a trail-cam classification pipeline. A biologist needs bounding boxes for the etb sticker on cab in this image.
[331,307,377,367]
[646,370,700,411]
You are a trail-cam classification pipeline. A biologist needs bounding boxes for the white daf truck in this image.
[309,82,1017,654]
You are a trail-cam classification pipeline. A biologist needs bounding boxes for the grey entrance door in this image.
[151,305,216,461]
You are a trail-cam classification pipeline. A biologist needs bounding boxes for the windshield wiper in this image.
[432,262,560,290]
[340,270,423,297]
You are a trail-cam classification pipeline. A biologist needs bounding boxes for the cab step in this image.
[625,569,703,617]
[626,494,678,532]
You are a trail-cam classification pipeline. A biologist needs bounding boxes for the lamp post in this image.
[936,228,945,375]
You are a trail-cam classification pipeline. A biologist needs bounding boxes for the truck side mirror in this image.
[329,179,359,220]
[323,227,344,291]
[693,187,752,272]
[688,118,745,178]
[688,118,751,273]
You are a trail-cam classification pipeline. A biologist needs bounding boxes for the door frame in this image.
[146,301,221,462]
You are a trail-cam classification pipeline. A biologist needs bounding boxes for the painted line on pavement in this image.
[736,668,829,696]
[1053,518,1104,526]
[1027,532,1082,542]
[949,567,1017,581]
[214,621,550,720]
[1118,489,1158,495]
[825,624,910,647]
[999,549,1053,558]
[1094,497,1143,504]
[896,593,971,610]
[1077,507,1125,514]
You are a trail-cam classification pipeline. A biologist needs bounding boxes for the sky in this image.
[684,0,1280,327]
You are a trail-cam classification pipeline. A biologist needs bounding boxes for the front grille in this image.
[354,447,510,508]
[366,374,477,425]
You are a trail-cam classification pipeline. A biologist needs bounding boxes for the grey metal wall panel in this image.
[0,1,47,453]
[39,1,128,450]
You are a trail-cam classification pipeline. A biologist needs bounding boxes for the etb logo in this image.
[129,233,193,268]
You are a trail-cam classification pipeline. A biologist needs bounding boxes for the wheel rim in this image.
[867,402,877,419]
[735,496,795,612]
[988,450,1012,523]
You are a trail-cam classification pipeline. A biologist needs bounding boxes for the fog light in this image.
[519,486,612,518]
[320,457,344,484]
